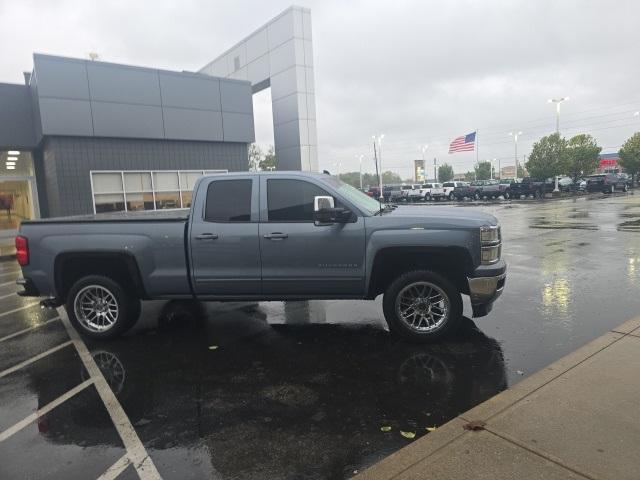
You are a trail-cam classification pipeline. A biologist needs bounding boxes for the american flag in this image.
[448,132,476,153]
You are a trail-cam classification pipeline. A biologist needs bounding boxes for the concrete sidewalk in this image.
[358,317,640,480]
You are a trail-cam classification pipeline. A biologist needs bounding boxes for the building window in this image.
[90,169,227,214]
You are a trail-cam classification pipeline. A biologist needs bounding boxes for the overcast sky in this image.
[1,0,639,177]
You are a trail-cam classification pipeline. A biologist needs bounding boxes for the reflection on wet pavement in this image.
[82,301,506,479]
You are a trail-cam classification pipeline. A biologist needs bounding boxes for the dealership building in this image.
[0,5,316,246]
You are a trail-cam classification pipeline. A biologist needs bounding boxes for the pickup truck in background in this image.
[442,181,466,201]
[509,177,551,199]
[452,181,481,200]
[16,171,506,343]
[419,182,445,201]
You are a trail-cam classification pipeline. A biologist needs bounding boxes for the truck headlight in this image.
[480,225,501,264]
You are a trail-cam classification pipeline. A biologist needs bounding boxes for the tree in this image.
[259,145,277,171]
[525,133,568,180]
[517,164,526,178]
[474,161,492,180]
[619,132,640,185]
[381,171,402,184]
[438,163,454,182]
[337,171,362,188]
[566,134,601,182]
[248,143,262,171]
[463,171,475,182]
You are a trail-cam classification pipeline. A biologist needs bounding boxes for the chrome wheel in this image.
[395,281,450,332]
[74,285,119,332]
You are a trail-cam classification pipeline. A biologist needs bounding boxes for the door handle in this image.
[196,233,219,240]
[263,232,288,240]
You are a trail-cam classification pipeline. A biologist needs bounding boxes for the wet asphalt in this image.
[0,192,639,479]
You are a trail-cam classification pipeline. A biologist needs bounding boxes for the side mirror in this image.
[313,195,350,224]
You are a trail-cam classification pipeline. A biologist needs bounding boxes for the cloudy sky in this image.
[1,0,639,177]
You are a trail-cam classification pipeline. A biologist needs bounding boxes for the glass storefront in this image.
[90,170,228,214]
[0,150,39,240]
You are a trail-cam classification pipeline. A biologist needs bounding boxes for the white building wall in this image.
[200,6,318,171]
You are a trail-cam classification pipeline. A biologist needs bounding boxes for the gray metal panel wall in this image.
[0,83,37,149]
[33,54,254,144]
[40,136,248,217]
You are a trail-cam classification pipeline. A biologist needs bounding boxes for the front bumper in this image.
[467,261,506,318]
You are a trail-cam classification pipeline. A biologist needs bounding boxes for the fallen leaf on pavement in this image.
[426,426,437,432]
[208,345,219,350]
[380,426,392,432]
[400,431,416,439]
[463,420,486,431]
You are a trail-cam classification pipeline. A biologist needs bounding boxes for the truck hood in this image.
[378,205,498,229]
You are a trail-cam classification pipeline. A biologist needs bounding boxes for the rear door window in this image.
[204,179,252,222]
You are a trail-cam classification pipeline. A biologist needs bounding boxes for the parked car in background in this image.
[498,178,518,198]
[556,176,575,192]
[618,173,634,188]
[443,181,468,201]
[452,182,478,200]
[509,177,550,198]
[479,180,502,199]
[387,184,404,201]
[407,184,423,202]
[586,173,628,193]
[420,182,445,201]
[400,184,414,201]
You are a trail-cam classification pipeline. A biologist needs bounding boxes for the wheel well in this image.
[367,247,472,298]
[55,253,146,301]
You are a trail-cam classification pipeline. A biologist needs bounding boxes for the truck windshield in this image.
[321,177,382,215]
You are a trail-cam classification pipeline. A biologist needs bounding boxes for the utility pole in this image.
[433,158,438,182]
[497,158,501,180]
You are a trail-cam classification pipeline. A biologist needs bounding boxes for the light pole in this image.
[548,97,568,192]
[548,97,569,133]
[509,131,522,179]
[355,154,364,190]
[496,158,501,180]
[420,145,428,182]
[634,111,639,120]
[372,134,385,201]
[333,161,341,178]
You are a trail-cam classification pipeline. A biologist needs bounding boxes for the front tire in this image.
[65,275,141,340]
[449,192,455,201]
[383,270,463,343]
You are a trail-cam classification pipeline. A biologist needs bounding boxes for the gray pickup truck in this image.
[16,171,506,342]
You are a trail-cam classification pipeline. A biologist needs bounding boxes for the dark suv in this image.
[586,173,628,194]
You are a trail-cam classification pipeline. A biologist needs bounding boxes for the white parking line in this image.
[0,301,40,319]
[59,311,161,480]
[0,317,60,343]
[0,280,17,287]
[0,270,20,278]
[0,378,94,442]
[0,292,17,300]
[96,454,131,480]
[0,341,73,378]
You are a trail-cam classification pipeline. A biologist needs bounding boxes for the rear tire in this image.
[449,192,455,201]
[383,270,463,343]
[65,275,141,340]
